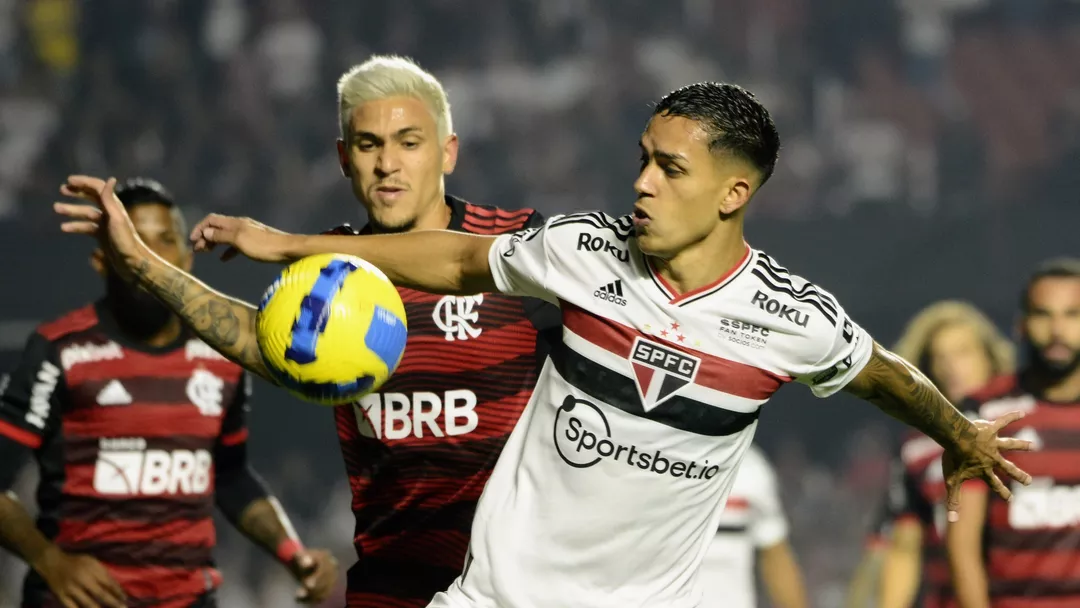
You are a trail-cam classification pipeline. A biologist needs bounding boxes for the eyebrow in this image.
[639,141,687,163]
[352,126,425,140]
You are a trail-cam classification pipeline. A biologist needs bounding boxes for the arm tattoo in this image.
[236,498,297,560]
[844,343,977,452]
[131,257,272,381]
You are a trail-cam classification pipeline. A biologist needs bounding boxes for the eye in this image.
[356,140,376,151]
[402,140,420,149]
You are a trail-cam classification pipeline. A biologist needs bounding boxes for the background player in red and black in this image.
[50,57,560,608]
[846,301,1014,608]
[0,179,337,608]
[948,258,1080,608]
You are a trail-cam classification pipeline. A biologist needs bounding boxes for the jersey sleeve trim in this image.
[0,418,42,449]
[220,428,249,447]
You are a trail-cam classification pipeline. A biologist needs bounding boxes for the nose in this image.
[375,148,401,178]
[634,167,655,199]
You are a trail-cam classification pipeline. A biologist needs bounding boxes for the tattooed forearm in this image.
[844,343,977,451]
[130,256,272,381]
[236,497,297,558]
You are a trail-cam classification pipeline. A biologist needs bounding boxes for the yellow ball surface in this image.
[256,253,408,405]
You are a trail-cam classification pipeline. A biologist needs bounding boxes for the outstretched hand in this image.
[190,214,296,264]
[54,175,146,277]
[942,410,1033,522]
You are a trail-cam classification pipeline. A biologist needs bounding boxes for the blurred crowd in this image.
[1,0,1078,605]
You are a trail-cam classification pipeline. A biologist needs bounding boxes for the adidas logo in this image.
[96,380,132,406]
[593,280,627,307]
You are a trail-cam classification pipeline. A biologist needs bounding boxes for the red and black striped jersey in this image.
[882,431,954,608]
[0,302,251,608]
[335,196,558,607]
[964,375,1080,607]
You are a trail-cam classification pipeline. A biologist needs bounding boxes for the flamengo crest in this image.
[629,337,700,410]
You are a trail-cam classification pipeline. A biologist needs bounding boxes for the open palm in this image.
[54,175,147,275]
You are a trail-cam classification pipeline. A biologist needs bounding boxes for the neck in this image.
[1024,366,1080,403]
[122,315,184,348]
[652,222,747,296]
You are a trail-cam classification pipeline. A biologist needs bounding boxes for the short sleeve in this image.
[0,332,65,490]
[797,310,874,398]
[488,213,607,304]
[0,332,64,449]
[218,371,252,448]
[747,450,789,548]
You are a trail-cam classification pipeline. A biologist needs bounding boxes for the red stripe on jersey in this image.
[992,600,1080,608]
[0,418,42,448]
[987,548,1080,581]
[649,245,751,304]
[38,305,98,341]
[561,301,790,400]
[65,358,241,385]
[220,428,248,446]
[1001,451,1080,479]
[393,320,540,373]
[56,517,215,547]
[105,563,222,603]
[463,205,534,220]
[361,529,470,569]
[63,405,222,438]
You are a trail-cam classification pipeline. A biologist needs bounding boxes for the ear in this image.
[336,139,350,177]
[719,177,753,216]
[90,248,107,276]
[442,133,460,175]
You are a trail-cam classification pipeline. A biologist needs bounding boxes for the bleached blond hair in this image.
[892,300,1016,380]
[336,55,453,141]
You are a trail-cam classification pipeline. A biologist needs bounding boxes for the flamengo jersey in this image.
[884,431,954,608]
[0,302,249,608]
[334,196,557,607]
[429,212,873,608]
[964,375,1080,606]
[699,445,789,608]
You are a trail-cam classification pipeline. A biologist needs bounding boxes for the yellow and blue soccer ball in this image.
[256,253,408,406]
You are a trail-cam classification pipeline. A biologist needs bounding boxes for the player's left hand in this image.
[289,548,338,604]
[54,175,147,276]
[941,410,1033,523]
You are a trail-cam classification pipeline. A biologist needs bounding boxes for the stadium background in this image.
[0,0,1077,605]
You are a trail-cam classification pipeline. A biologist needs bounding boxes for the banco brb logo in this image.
[553,395,721,480]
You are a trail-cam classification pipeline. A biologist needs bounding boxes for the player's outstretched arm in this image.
[843,344,1032,521]
[53,175,273,381]
[190,213,499,296]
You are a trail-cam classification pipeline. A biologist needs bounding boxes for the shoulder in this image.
[456,197,540,235]
[742,250,843,331]
[36,304,100,343]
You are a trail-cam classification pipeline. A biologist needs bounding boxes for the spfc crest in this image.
[629,337,700,410]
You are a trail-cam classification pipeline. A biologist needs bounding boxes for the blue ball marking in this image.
[365,305,408,371]
[285,259,359,365]
[269,367,376,403]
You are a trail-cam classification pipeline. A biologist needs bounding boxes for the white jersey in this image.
[700,446,788,608]
[428,212,873,608]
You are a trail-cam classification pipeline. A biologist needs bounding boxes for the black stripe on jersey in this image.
[347,558,461,601]
[755,255,839,312]
[715,524,750,534]
[750,268,838,327]
[61,540,211,569]
[989,578,1080,598]
[551,343,759,437]
[674,256,753,308]
[354,495,476,538]
[549,212,634,241]
[58,496,213,522]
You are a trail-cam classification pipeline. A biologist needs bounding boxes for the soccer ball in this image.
[256,253,408,406]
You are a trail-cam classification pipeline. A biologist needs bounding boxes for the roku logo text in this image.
[356,390,479,440]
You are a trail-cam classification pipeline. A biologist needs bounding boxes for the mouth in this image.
[374,185,407,199]
[632,206,651,228]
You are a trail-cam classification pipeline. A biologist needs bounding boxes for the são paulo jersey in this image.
[699,445,789,608]
[428,212,874,608]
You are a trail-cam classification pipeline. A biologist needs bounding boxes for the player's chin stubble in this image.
[1029,342,1080,379]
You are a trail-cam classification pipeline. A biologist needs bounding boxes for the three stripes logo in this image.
[593,279,627,307]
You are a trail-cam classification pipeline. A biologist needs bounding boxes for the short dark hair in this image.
[653,82,780,184]
[1022,257,1080,312]
[114,177,176,209]
[114,177,188,237]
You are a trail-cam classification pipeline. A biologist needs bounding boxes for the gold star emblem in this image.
[644,323,652,331]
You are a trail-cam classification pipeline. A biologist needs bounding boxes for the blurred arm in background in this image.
[844,496,893,608]
[946,483,990,608]
[753,451,808,608]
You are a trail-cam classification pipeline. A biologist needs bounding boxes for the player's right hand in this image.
[189,213,297,264]
[54,175,146,278]
[35,546,127,608]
